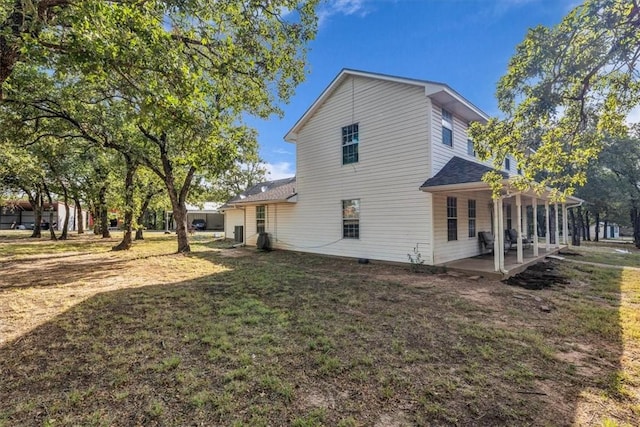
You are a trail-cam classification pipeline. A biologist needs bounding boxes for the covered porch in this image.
[421,157,581,279]
[442,244,564,280]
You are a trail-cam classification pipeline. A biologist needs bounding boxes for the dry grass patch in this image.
[0,235,638,426]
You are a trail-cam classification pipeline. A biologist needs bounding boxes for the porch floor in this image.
[440,245,565,280]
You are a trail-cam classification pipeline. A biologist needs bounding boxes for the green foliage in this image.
[1,0,319,251]
[469,0,640,200]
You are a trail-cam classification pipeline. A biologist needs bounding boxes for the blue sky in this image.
[250,0,580,179]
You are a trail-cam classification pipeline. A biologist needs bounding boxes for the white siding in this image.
[430,104,495,176]
[432,191,494,264]
[279,76,434,264]
[224,209,245,241]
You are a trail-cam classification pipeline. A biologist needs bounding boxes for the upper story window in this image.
[442,109,453,147]
[342,199,360,239]
[505,157,511,171]
[256,205,266,233]
[467,139,475,157]
[342,123,359,165]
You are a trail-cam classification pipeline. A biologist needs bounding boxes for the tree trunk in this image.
[74,196,84,234]
[594,212,600,242]
[577,206,584,243]
[633,209,640,249]
[584,210,591,241]
[112,157,137,251]
[60,182,70,240]
[570,208,580,246]
[98,183,111,238]
[27,191,43,238]
[43,183,57,241]
[135,187,159,241]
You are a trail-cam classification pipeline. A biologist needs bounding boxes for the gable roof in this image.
[222,177,297,207]
[284,69,489,143]
[420,156,508,189]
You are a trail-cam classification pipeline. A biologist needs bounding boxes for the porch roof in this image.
[420,156,508,190]
[420,156,582,204]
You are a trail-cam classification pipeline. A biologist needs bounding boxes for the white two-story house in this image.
[222,69,579,276]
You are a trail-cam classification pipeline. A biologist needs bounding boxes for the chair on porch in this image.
[479,231,510,254]
[506,229,532,250]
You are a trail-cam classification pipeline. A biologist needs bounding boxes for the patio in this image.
[441,243,564,280]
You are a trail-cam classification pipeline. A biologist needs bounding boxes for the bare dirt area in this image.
[0,234,638,426]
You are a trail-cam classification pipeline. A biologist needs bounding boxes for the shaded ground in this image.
[0,233,639,426]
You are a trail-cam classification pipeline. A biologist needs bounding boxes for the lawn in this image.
[0,232,639,426]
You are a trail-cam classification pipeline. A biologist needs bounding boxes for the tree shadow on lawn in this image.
[0,249,636,426]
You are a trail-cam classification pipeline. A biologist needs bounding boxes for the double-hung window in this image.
[505,157,511,172]
[342,124,359,164]
[467,139,475,157]
[256,205,266,234]
[342,199,360,239]
[506,204,512,230]
[468,200,476,238]
[442,109,453,147]
[447,196,457,241]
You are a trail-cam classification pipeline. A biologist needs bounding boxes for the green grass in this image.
[566,242,640,268]
[0,235,639,425]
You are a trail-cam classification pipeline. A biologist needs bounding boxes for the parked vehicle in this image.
[191,219,206,231]
[30,222,50,230]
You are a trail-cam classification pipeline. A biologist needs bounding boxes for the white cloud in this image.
[317,0,371,27]
[627,105,640,126]
[264,161,296,180]
[273,147,293,155]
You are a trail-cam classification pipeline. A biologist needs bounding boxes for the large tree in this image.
[2,0,318,253]
[469,0,640,198]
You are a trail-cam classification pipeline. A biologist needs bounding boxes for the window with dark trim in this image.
[342,199,360,239]
[256,205,266,233]
[442,109,453,147]
[468,199,476,238]
[506,204,512,230]
[505,157,511,171]
[447,196,457,241]
[467,139,475,157]
[342,124,359,164]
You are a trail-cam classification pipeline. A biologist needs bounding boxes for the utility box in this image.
[234,226,244,243]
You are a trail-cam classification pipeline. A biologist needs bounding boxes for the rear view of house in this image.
[224,69,579,274]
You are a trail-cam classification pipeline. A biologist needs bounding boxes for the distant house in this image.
[223,69,581,276]
[589,222,621,239]
[0,200,89,231]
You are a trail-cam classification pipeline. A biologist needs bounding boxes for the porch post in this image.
[532,197,539,256]
[545,201,550,252]
[498,197,505,271]
[516,194,523,263]
[554,203,560,249]
[522,203,528,239]
[562,203,568,246]
[493,198,500,272]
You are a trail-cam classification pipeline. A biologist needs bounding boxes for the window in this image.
[342,123,359,164]
[506,204,512,230]
[505,157,511,171]
[468,199,476,238]
[447,196,457,241]
[342,199,360,239]
[442,109,453,147]
[467,139,475,157]
[256,205,266,233]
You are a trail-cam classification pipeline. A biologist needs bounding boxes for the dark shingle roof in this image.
[223,176,296,206]
[420,157,508,188]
